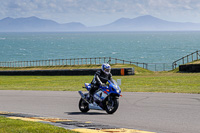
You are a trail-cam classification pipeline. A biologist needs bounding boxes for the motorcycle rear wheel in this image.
[79,98,89,113]
[104,97,119,114]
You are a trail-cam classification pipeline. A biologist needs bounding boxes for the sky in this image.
[1,0,200,26]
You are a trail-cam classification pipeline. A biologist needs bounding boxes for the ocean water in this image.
[0,31,199,70]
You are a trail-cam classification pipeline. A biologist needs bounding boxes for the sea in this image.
[0,31,200,70]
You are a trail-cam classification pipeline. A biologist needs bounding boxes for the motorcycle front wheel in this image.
[79,98,89,113]
[104,97,119,114]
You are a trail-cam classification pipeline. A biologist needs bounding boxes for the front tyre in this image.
[79,98,89,113]
[104,97,119,114]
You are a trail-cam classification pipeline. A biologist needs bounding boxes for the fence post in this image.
[108,57,111,64]
[163,63,165,71]
[192,53,194,62]
[197,50,199,60]
[99,58,101,64]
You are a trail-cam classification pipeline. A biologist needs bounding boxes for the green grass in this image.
[0,64,139,70]
[116,72,200,93]
[0,64,200,94]
[0,116,78,133]
[0,72,200,93]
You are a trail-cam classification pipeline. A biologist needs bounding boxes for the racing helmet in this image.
[102,63,111,75]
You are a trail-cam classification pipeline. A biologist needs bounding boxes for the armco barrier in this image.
[0,68,134,76]
[179,64,200,72]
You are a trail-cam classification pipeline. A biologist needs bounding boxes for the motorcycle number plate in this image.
[95,90,108,101]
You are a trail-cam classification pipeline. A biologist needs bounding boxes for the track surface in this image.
[0,90,200,133]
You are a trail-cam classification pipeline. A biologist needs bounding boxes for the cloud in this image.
[1,0,200,26]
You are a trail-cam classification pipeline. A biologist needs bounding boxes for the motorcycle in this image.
[78,79,121,114]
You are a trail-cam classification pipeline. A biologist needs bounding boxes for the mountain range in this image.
[1,15,200,32]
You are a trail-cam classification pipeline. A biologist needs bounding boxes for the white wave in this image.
[19,48,26,51]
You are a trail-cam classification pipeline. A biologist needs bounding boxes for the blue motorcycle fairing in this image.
[106,80,121,96]
[84,79,121,99]
[84,83,91,91]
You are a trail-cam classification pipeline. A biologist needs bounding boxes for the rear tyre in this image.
[79,98,89,113]
[104,97,119,114]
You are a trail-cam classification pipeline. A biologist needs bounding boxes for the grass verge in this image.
[0,116,78,133]
[0,64,200,94]
[0,72,200,93]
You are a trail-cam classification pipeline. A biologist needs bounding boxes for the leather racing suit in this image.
[90,69,112,96]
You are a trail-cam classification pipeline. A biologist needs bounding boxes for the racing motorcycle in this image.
[78,79,121,114]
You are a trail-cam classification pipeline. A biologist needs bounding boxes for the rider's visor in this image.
[105,68,111,73]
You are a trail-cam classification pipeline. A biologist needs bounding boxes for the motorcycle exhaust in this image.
[78,91,103,110]
[89,103,103,110]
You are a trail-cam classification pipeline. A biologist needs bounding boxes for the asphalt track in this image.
[0,90,200,133]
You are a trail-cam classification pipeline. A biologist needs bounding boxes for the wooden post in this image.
[192,53,194,62]
[163,63,165,71]
[197,51,199,60]
[99,58,101,64]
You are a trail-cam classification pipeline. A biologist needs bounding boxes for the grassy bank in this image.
[0,64,200,94]
[0,72,200,93]
[0,116,77,133]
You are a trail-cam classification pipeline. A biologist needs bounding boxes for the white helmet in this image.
[102,63,111,75]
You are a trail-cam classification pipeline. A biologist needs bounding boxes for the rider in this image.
[89,63,112,102]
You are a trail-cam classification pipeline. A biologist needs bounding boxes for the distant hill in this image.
[92,15,200,31]
[1,15,200,32]
[0,16,86,32]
